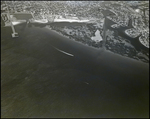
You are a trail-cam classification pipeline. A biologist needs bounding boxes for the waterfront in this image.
[48,14,149,63]
[1,24,149,118]
[1,1,149,118]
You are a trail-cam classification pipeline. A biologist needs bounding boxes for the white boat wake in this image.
[53,46,74,57]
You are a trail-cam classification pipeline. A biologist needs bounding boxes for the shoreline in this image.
[45,26,148,65]
[1,25,149,118]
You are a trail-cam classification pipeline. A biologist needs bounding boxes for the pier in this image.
[1,2,18,37]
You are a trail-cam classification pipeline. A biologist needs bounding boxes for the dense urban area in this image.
[1,1,149,63]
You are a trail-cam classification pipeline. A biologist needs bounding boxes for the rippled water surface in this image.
[1,25,149,118]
